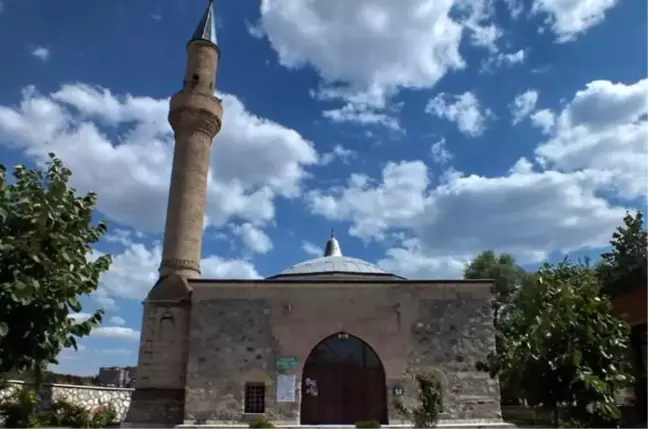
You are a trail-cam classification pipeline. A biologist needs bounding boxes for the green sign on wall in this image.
[276,356,298,370]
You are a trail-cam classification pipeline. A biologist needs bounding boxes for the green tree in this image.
[0,154,112,380]
[464,250,532,403]
[483,259,634,427]
[463,250,532,314]
[597,211,647,293]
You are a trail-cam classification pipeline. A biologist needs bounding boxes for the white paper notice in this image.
[276,374,296,402]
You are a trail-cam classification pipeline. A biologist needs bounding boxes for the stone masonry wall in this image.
[408,294,502,420]
[184,298,279,423]
[185,281,503,425]
[0,380,133,421]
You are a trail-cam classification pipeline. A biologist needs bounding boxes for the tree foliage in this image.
[0,154,112,377]
[464,250,532,403]
[463,250,528,304]
[597,211,647,294]
[482,259,634,427]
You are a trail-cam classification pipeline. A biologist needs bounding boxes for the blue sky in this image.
[0,0,646,375]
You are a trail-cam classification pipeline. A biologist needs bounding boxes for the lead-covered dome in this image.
[267,232,405,280]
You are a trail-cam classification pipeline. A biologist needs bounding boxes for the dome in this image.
[267,232,405,280]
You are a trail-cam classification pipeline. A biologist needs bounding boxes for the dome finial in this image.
[323,230,342,257]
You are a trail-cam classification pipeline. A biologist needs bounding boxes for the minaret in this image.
[160,0,222,279]
[124,3,222,427]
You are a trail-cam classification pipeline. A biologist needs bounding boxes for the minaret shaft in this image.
[159,1,222,279]
[160,129,213,278]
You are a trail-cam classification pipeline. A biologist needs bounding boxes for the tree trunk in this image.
[552,405,560,427]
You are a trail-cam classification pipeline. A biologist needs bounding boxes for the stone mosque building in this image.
[123,2,505,427]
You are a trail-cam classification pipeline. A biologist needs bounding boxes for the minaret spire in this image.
[191,0,218,47]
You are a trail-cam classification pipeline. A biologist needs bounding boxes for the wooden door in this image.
[300,333,387,425]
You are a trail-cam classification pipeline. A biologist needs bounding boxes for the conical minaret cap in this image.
[190,0,218,46]
[323,230,342,257]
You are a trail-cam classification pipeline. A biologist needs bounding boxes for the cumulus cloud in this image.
[426,92,494,137]
[307,79,644,278]
[531,109,556,133]
[30,46,50,61]
[0,83,318,233]
[257,0,503,124]
[302,241,323,257]
[480,49,526,73]
[95,232,261,304]
[91,326,140,341]
[429,138,453,165]
[533,78,648,200]
[109,316,126,326]
[320,144,356,166]
[322,102,401,131]
[510,90,539,124]
[232,223,273,254]
[532,0,619,42]
[309,161,628,278]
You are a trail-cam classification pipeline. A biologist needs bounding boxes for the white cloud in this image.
[532,0,619,42]
[320,144,356,165]
[504,0,524,19]
[232,223,273,254]
[69,312,92,323]
[481,49,526,73]
[302,241,323,257]
[429,138,453,165]
[0,83,318,234]
[426,91,494,137]
[108,316,126,326]
[531,108,556,133]
[257,0,502,125]
[30,46,50,61]
[377,238,468,279]
[322,102,400,131]
[91,326,140,341]
[201,255,261,279]
[308,160,629,278]
[96,234,261,303]
[534,78,648,200]
[510,90,539,124]
[308,161,430,241]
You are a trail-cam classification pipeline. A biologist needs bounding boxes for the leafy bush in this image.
[0,388,40,428]
[393,372,443,428]
[40,399,119,428]
[355,419,381,428]
[91,404,119,427]
[249,415,275,428]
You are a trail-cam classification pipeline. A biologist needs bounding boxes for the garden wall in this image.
[0,380,133,421]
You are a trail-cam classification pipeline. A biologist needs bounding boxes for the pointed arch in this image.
[300,332,388,425]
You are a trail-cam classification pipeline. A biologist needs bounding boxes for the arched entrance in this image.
[300,332,388,425]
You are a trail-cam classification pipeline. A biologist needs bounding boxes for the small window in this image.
[244,383,265,414]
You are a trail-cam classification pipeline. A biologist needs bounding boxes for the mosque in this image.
[123,1,505,427]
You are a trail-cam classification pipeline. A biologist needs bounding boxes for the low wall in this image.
[0,380,133,421]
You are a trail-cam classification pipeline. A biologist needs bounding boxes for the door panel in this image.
[300,334,388,425]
